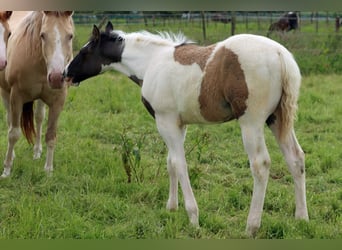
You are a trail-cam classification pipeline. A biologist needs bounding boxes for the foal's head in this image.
[40,11,74,89]
[64,21,124,85]
[0,11,12,70]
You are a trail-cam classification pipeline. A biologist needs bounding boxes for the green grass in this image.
[0,73,341,239]
[0,21,341,239]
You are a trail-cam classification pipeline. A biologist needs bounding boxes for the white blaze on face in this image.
[0,23,7,68]
[46,25,70,88]
[49,25,65,74]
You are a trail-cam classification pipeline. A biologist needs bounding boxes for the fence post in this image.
[201,11,206,42]
[231,11,236,36]
[336,16,340,32]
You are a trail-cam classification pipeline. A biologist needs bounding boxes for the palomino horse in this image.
[0,11,74,178]
[64,22,309,236]
[0,11,12,70]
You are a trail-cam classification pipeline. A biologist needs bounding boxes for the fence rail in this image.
[73,11,342,35]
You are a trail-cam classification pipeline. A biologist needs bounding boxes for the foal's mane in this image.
[125,30,194,47]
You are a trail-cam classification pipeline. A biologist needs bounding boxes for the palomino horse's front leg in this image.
[1,89,23,178]
[155,113,199,226]
[239,117,271,237]
[44,93,66,174]
[33,99,46,159]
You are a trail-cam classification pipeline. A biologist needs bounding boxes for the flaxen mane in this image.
[11,11,43,57]
[11,11,74,57]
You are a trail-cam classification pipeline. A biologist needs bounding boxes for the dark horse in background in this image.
[267,12,299,36]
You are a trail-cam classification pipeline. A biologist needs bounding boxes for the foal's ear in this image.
[92,25,101,41]
[0,11,12,20]
[105,21,114,34]
[5,11,12,19]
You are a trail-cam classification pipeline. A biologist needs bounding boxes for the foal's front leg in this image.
[155,113,199,226]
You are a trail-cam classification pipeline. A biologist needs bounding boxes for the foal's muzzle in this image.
[62,70,80,87]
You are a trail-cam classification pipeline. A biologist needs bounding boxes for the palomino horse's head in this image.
[41,11,74,89]
[0,11,12,70]
[64,21,124,85]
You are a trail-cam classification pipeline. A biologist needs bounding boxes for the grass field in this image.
[0,20,341,239]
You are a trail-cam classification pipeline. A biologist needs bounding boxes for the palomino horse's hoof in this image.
[0,168,11,178]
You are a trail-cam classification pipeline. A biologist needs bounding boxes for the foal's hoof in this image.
[189,214,200,228]
[166,199,178,211]
[246,225,259,238]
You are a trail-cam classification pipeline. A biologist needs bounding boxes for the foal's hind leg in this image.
[155,113,199,226]
[239,117,271,237]
[268,116,309,221]
[33,99,46,159]
[166,151,179,211]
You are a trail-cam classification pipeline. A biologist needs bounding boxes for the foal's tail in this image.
[276,48,301,140]
[21,101,36,144]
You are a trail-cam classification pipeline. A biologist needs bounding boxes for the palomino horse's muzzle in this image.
[0,59,7,70]
[48,71,65,89]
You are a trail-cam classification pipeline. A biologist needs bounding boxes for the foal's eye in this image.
[8,32,11,38]
[67,34,73,41]
[40,33,46,40]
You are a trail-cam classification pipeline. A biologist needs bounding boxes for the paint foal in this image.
[0,11,74,178]
[0,11,12,70]
[64,22,309,236]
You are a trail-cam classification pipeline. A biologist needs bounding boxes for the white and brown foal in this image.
[64,22,308,236]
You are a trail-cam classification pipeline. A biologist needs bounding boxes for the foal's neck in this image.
[118,34,173,80]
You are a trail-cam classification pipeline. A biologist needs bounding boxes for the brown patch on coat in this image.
[174,44,216,70]
[199,47,248,122]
